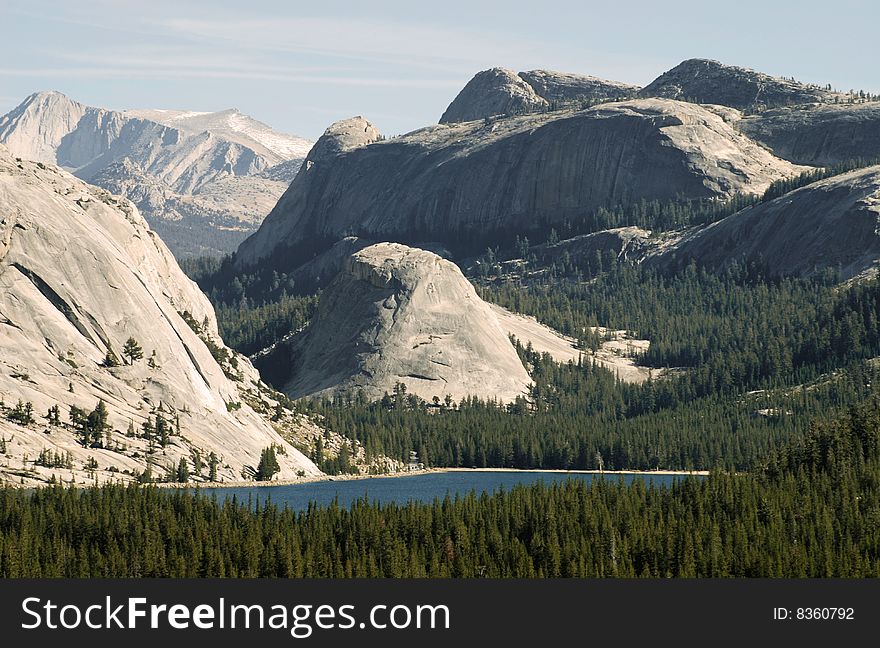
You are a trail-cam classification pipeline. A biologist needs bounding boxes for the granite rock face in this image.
[275,243,533,403]
[439,68,549,123]
[640,59,835,110]
[440,68,640,125]
[657,165,880,279]
[0,91,312,257]
[738,103,880,165]
[305,116,382,161]
[537,226,654,263]
[235,99,807,270]
[0,145,320,484]
[518,69,639,105]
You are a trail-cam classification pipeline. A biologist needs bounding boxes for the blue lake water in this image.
[199,470,695,512]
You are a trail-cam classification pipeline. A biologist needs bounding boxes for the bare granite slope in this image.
[738,103,880,165]
[656,165,880,279]
[0,145,320,485]
[640,58,837,110]
[439,68,548,123]
[278,243,533,403]
[518,69,639,105]
[236,99,807,270]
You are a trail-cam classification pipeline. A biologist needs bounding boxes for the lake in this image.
[201,470,696,512]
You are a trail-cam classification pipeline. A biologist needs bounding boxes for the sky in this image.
[2,0,878,141]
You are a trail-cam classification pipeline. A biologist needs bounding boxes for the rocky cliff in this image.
[235,99,807,270]
[0,91,312,257]
[656,165,880,279]
[0,145,320,485]
[270,243,533,403]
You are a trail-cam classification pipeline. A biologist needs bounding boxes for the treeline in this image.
[2,398,880,577]
[481,264,880,399]
[762,156,880,201]
[180,255,320,355]
[307,350,880,471]
[214,295,318,356]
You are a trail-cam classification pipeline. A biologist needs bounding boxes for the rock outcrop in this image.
[440,68,640,124]
[518,69,639,105]
[536,226,654,264]
[439,68,549,123]
[656,165,880,279]
[0,91,312,257]
[235,99,807,270]
[0,145,320,485]
[640,59,836,110]
[738,103,880,165]
[267,243,533,403]
[305,116,382,161]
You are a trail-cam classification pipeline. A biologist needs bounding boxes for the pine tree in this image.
[208,452,219,482]
[103,348,120,367]
[47,405,61,426]
[156,414,169,447]
[176,458,189,483]
[256,446,280,481]
[87,400,110,447]
[69,405,89,447]
[122,337,144,364]
[8,400,34,426]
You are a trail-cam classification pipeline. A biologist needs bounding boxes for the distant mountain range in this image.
[0,91,312,258]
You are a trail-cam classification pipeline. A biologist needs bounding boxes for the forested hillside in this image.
[2,397,879,577]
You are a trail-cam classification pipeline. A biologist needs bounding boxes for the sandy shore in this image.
[444,467,710,476]
[164,466,708,490]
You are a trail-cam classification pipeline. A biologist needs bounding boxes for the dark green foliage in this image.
[310,354,880,471]
[482,265,880,399]
[156,414,170,448]
[86,400,110,448]
[7,400,34,426]
[103,348,120,367]
[34,449,72,469]
[214,295,318,356]
[255,446,280,482]
[122,337,144,364]
[46,405,61,426]
[66,401,111,448]
[762,157,880,201]
[176,458,189,483]
[208,452,219,482]
[181,254,320,356]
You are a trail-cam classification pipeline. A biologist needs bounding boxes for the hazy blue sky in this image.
[3,0,878,140]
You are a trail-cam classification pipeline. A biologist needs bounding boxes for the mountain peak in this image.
[22,89,76,103]
[306,116,381,163]
[439,67,548,123]
[0,90,90,164]
[640,58,834,110]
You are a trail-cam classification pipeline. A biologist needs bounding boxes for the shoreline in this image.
[161,466,709,490]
